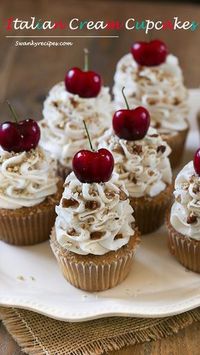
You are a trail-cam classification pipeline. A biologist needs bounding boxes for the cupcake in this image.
[40,51,113,180]
[113,40,189,168]
[99,89,173,234]
[0,103,62,246]
[50,129,140,292]
[166,150,200,273]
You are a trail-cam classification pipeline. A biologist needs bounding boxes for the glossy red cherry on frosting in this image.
[72,120,114,183]
[194,148,200,176]
[112,87,150,141]
[0,102,40,153]
[131,40,168,66]
[65,67,101,98]
[73,148,114,183]
[65,49,101,98]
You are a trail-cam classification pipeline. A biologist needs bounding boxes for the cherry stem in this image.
[122,87,130,110]
[84,48,89,71]
[6,100,19,123]
[83,120,94,151]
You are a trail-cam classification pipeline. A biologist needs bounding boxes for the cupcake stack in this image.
[0,41,198,293]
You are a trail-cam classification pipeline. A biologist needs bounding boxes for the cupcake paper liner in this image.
[162,127,189,169]
[166,214,200,273]
[0,181,63,246]
[50,230,140,292]
[57,162,72,181]
[130,184,173,235]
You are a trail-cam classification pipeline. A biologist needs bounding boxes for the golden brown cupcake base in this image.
[50,229,140,292]
[0,180,63,246]
[57,162,72,181]
[166,213,200,273]
[130,184,173,235]
[162,127,189,169]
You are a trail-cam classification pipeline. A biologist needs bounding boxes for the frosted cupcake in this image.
[99,89,173,234]
[0,103,62,246]
[113,40,189,168]
[40,50,113,179]
[50,126,140,291]
[166,150,200,273]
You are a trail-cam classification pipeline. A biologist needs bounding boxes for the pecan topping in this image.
[53,101,58,107]
[67,228,76,236]
[187,214,197,224]
[85,200,100,210]
[119,190,128,200]
[129,173,137,184]
[173,98,180,105]
[113,144,124,155]
[155,122,161,129]
[114,233,123,240]
[90,231,104,240]
[132,144,143,155]
[193,184,200,194]
[157,145,166,154]
[70,97,79,108]
[105,189,115,199]
[149,134,159,138]
[62,198,79,208]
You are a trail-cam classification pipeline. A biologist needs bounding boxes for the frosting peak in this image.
[170,161,200,240]
[39,82,113,168]
[113,54,188,134]
[55,172,135,255]
[0,147,58,209]
[99,127,172,198]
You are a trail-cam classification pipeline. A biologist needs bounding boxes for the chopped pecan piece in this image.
[119,190,128,200]
[105,189,115,199]
[90,231,104,240]
[132,144,143,154]
[113,144,124,155]
[85,200,100,210]
[187,214,197,224]
[67,228,76,236]
[193,184,200,194]
[62,198,79,208]
[114,233,123,240]
[157,145,166,154]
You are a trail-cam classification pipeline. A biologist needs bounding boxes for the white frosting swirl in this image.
[170,161,200,240]
[0,147,58,209]
[55,172,135,255]
[40,82,113,168]
[113,54,188,134]
[99,127,172,198]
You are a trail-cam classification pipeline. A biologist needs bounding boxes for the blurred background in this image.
[0,0,199,120]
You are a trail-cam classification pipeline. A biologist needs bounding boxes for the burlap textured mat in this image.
[0,307,200,355]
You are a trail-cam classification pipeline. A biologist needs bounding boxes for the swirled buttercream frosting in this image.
[170,161,200,240]
[0,147,58,209]
[113,54,188,134]
[55,172,135,255]
[39,82,113,168]
[99,127,172,198]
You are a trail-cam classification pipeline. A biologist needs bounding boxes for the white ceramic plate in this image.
[0,90,200,322]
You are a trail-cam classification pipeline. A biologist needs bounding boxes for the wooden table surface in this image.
[0,0,200,354]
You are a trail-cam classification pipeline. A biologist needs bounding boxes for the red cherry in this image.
[72,120,114,183]
[65,49,101,98]
[73,149,114,183]
[194,148,200,176]
[0,122,22,152]
[112,88,150,141]
[0,102,40,153]
[131,40,168,66]
[65,67,101,98]
[19,119,40,151]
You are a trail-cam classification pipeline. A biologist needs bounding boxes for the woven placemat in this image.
[0,307,200,355]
